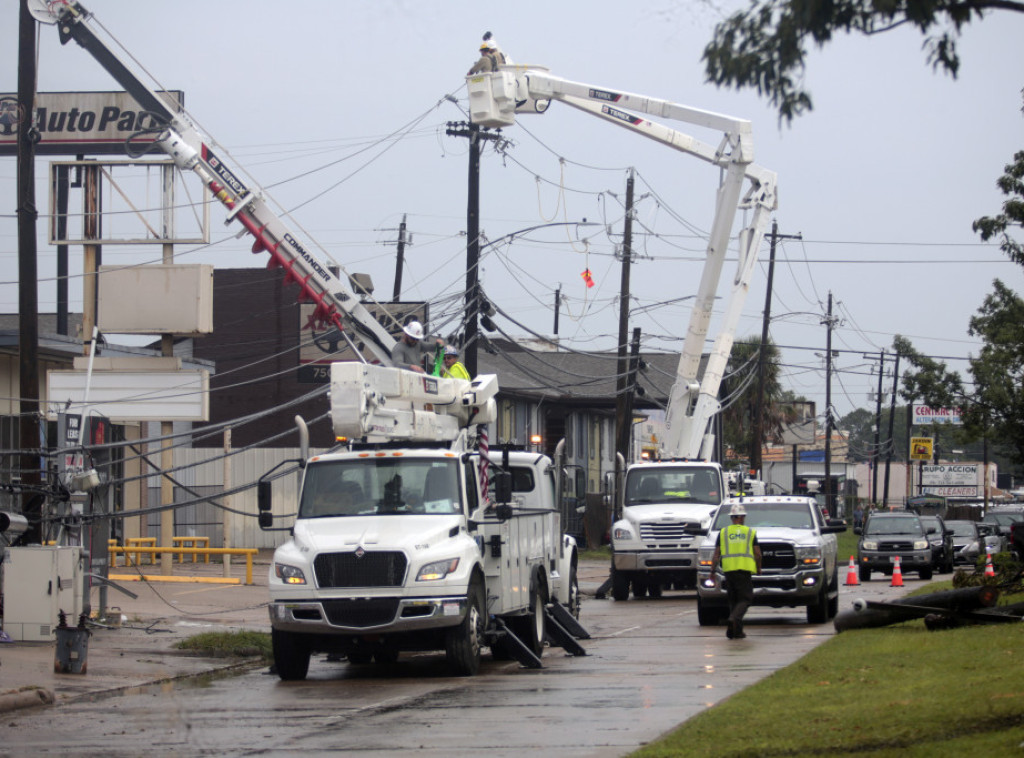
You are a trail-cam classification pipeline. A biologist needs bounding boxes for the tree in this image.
[895,279,1024,470]
[973,148,1024,266]
[702,0,1023,123]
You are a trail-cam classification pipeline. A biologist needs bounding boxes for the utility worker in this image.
[441,345,471,380]
[467,33,508,75]
[709,503,762,639]
[391,321,444,374]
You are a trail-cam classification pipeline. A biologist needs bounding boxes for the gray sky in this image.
[2,0,1022,423]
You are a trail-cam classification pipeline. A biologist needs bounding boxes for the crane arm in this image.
[32,1,399,365]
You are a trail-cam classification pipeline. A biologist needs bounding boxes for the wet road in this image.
[0,575,911,757]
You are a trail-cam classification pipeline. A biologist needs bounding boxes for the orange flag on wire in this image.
[581,268,595,288]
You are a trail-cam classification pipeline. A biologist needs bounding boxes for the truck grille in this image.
[758,542,796,570]
[639,523,699,541]
[321,598,400,628]
[879,540,915,552]
[314,551,408,588]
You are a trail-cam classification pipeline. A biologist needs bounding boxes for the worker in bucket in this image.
[391,320,442,374]
[441,345,471,380]
[467,32,507,74]
[709,503,762,639]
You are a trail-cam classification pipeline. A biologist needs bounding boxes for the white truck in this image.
[467,52,777,600]
[258,363,585,678]
[35,4,586,677]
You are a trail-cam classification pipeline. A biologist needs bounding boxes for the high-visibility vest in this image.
[719,524,757,573]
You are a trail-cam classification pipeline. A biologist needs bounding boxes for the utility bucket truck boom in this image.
[468,55,778,599]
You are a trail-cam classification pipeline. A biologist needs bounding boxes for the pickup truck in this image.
[696,496,845,625]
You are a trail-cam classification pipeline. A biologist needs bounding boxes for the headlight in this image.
[274,562,306,585]
[861,540,878,551]
[794,546,822,566]
[698,546,716,568]
[913,539,929,551]
[613,525,635,541]
[416,558,460,581]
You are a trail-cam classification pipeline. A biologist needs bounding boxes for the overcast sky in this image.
[2,0,1022,424]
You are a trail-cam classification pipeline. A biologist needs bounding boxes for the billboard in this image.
[909,437,933,461]
[921,464,979,497]
[912,405,962,425]
[0,91,184,156]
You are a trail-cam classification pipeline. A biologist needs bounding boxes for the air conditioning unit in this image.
[2,546,84,641]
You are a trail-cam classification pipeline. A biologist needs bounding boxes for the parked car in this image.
[980,510,1024,540]
[976,522,1007,554]
[919,515,955,573]
[945,520,983,565]
[855,513,932,581]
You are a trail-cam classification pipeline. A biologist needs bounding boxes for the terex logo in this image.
[601,105,643,126]
[588,88,621,102]
[201,146,248,196]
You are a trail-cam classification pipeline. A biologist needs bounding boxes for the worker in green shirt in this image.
[441,345,471,380]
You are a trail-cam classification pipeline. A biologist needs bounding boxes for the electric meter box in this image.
[2,546,84,641]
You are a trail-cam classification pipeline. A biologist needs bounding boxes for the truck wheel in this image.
[696,596,726,626]
[446,577,485,676]
[806,582,829,624]
[827,572,839,619]
[272,629,310,681]
[647,581,663,598]
[373,649,399,665]
[511,577,548,658]
[632,577,649,599]
[858,566,871,583]
[567,561,581,619]
[611,567,631,602]
[919,567,933,580]
[347,651,372,664]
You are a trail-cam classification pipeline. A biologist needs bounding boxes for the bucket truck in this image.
[33,3,586,677]
[468,55,777,599]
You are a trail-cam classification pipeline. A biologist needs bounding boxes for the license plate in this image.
[889,556,900,563]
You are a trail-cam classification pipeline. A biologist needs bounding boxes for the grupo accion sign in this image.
[912,405,962,426]
[0,90,183,156]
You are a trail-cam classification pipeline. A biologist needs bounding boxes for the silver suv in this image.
[696,496,844,625]
[856,512,932,581]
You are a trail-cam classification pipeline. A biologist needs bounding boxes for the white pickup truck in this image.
[261,443,584,679]
[696,495,844,625]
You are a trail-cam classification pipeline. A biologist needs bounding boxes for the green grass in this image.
[579,545,611,561]
[174,630,272,661]
[632,584,1024,757]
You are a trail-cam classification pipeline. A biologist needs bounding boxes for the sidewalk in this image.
[0,550,274,713]
[0,553,614,714]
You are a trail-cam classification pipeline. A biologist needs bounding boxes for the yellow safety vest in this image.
[719,524,757,573]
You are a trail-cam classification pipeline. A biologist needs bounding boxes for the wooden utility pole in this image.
[872,349,886,505]
[392,214,408,301]
[823,292,836,517]
[615,170,636,465]
[882,352,900,507]
[17,0,42,542]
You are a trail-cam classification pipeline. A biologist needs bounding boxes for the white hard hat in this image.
[730,503,747,517]
[403,321,424,340]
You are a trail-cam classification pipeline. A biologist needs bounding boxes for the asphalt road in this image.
[0,565,913,758]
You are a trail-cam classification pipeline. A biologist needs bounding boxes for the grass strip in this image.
[175,630,272,661]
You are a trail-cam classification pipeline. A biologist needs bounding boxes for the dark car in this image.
[945,520,983,565]
[979,511,1024,539]
[855,512,932,582]
[919,515,955,573]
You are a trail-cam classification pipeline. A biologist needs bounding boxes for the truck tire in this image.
[511,575,548,658]
[611,567,631,602]
[859,566,871,583]
[696,596,726,626]
[827,572,839,619]
[920,567,933,580]
[567,561,581,619]
[272,629,311,681]
[446,577,485,676]
[806,581,829,624]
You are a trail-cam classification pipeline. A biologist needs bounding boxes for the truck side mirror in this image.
[258,511,274,529]
[494,503,514,522]
[257,481,273,530]
[494,470,512,505]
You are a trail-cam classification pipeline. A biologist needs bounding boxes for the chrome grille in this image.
[321,598,400,628]
[639,523,699,541]
[758,541,796,570]
[314,551,408,588]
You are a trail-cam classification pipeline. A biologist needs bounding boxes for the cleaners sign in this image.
[0,90,183,156]
[921,464,979,497]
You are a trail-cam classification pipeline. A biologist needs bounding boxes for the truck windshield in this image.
[299,459,462,518]
[624,466,722,506]
[711,502,814,530]
[864,517,923,536]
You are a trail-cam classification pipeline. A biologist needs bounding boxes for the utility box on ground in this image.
[1,546,84,641]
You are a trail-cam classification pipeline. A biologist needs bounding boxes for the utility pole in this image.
[553,286,561,336]
[752,221,800,476]
[391,213,408,301]
[17,0,42,543]
[872,349,885,505]
[882,352,900,508]
[446,121,502,376]
[615,170,636,466]
[823,292,836,517]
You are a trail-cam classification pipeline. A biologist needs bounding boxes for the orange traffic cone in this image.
[890,555,904,587]
[844,555,859,586]
[984,549,995,578]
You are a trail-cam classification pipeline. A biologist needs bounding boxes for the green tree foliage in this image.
[895,279,1024,469]
[702,0,1019,123]
[721,337,806,462]
[973,148,1024,266]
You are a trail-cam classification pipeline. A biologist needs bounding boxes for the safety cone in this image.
[844,555,859,586]
[890,555,904,587]
[984,549,996,578]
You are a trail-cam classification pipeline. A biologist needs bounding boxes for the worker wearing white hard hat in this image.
[709,501,762,639]
[391,320,442,374]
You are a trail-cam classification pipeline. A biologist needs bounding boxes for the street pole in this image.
[823,292,835,517]
[882,352,900,508]
[615,170,635,468]
[392,213,407,301]
[872,349,885,506]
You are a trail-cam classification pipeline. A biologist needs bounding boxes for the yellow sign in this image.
[910,437,934,461]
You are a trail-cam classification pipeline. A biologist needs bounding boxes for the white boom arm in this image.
[32,1,399,365]
[468,67,777,459]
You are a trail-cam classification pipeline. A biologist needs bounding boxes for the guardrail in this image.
[108,546,260,585]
